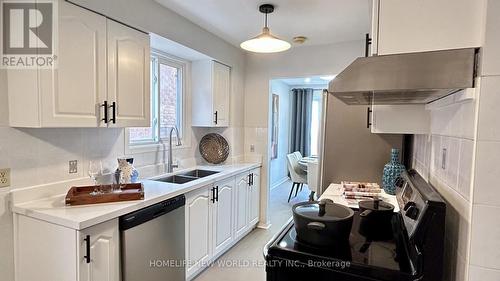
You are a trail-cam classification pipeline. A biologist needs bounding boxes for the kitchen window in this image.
[128,51,186,147]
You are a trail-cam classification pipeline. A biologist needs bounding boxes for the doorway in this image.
[267,76,332,227]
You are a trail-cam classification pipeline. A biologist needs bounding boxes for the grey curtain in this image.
[290,88,313,156]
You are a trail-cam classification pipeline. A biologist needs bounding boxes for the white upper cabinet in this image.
[192,60,231,127]
[7,0,150,128]
[38,0,107,127]
[481,0,500,76]
[370,104,430,134]
[371,0,485,56]
[107,20,150,127]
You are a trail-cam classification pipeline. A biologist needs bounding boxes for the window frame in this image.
[125,49,190,154]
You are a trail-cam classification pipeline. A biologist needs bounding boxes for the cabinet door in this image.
[234,173,249,238]
[249,169,260,226]
[212,61,230,127]
[78,219,119,281]
[212,178,235,256]
[107,20,150,127]
[371,104,429,134]
[186,186,212,278]
[376,0,483,55]
[39,0,107,127]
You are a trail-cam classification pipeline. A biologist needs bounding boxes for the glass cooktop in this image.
[268,211,413,273]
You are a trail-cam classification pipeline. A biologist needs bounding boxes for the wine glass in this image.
[88,160,103,195]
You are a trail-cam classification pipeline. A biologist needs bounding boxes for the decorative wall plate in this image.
[199,133,230,164]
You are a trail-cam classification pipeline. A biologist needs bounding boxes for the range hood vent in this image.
[328,48,477,105]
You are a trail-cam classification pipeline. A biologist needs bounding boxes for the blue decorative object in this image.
[115,158,139,184]
[382,148,405,195]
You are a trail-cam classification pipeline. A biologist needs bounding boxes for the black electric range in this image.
[264,170,446,281]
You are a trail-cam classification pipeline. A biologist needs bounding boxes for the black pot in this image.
[358,199,395,240]
[292,199,354,246]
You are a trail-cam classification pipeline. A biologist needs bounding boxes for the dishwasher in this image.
[120,194,185,281]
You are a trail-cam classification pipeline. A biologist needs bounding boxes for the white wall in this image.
[269,80,291,188]
[466,1,500,279]
[244,40,364,225]
[0,1,247,280]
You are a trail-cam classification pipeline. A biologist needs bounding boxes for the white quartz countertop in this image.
[12,163,261,230]
[320,183,400,212]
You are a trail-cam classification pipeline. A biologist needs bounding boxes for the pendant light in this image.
[240,4,291,53]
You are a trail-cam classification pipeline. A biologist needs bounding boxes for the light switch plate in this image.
[250,144,255,152]
[0,168,11,188]
[69,160,78,174]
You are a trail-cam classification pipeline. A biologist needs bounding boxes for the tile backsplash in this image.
[412,93,476,281]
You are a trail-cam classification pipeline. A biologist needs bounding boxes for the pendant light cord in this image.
[265,12,268,28]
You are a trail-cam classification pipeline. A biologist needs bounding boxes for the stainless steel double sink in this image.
[153,169,219,184]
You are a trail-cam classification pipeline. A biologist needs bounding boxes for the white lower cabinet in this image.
[212,177,235,256]
[14,215,119,281]
[185,168,260,280]
[234,173,249,238]
[78,220,120,281]
[248,168,261,226]
[185,186,212,278]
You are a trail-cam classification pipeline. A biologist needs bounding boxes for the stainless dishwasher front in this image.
[120,194,185,281]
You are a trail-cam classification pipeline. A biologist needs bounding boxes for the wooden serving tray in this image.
[65,183,144,206]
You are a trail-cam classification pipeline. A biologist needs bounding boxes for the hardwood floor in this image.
[193,179,310,281]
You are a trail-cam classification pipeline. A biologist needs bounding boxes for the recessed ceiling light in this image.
[320,75,336,81]
[304,78,311,83]
[240,4,291,53]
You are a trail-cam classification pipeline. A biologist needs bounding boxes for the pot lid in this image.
[359,199,394,211]
[293,200,354,221]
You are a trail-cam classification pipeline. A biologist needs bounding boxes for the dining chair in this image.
[293,151,303,161]
[286,153,308,202]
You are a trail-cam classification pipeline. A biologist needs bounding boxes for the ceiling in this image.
[154,0,371,48]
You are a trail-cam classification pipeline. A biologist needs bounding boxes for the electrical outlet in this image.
[69,160,78,174]
[0,168,11,188]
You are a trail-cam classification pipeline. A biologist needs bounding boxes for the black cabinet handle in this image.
[366,107,372,129]
[365,33,372,57]
[214,111,218,125]
[84,235,90,263]
[101,101,108,124]
[215,186,219,202]
[110,102,116,124]
[211,187,216,203]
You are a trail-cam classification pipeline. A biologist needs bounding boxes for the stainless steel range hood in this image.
[328,48,478,105]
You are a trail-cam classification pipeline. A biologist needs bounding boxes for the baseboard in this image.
[270,177,289,190]
[257,221,272,229]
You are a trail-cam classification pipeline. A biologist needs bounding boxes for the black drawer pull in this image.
[101,101,108,123]
[110,102,116,124]
[84,235,90,263]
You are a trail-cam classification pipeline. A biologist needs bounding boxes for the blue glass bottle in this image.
[382,148,405,195]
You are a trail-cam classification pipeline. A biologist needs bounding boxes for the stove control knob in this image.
[405,205,420,220]
[403,201,416,211]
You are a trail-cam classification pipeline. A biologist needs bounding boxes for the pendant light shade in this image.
[240,4,291,53]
